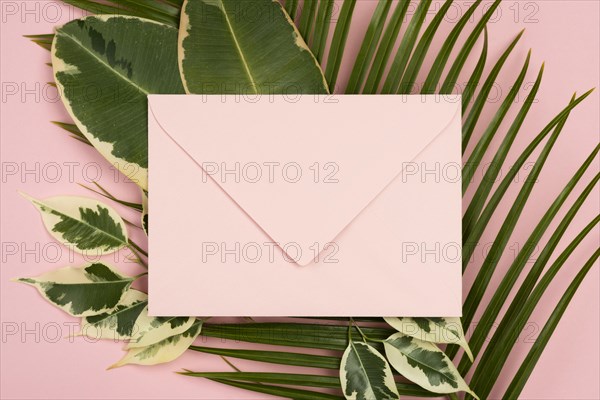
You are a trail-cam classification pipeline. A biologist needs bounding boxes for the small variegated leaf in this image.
[79,289,147,340]
[384,317,473,361]
[21,193,128,255]
[17,263,133,317]
[384,333,478,399]
[340,341,400,400]
[127,314,195,349]
[141,189,148,235]
[110,320,202,368]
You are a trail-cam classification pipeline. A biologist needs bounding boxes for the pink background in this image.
[1,1,598,399]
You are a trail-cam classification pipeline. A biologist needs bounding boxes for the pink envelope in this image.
[148,95,462,316]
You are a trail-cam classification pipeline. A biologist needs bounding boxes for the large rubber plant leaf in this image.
[178,0,328,94]
[52,15,185,190]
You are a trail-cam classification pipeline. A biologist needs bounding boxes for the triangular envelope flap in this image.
[149,95,460,266]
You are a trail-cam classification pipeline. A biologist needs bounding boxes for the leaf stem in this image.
[350,318,385,343]
[128,239,148,257]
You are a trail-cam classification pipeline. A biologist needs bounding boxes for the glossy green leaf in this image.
[52,15,185,190]
[340,341,399,400]
[61,0,180,26]
[21,193,128,255]
[17,263,133,317]
[178,0,328,95]
[384,333,477,398]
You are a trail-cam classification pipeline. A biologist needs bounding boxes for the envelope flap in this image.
[149,95,460,266]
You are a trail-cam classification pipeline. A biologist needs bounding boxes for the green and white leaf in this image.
[127,314,195,349]
[17,263,133,317]
[110,320,203,368]
[21,193,128,255]
[178,0,329,94]
[384,332,478,398]
[52,15,185,190]
[384,317,473,361]
[141,189,148,235]
[79,289,147,340]
[340,341,400,400]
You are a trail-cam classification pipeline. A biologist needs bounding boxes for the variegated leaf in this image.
[52,15,185,190]
[178,0,329,94]
[384,333,478,399]
[21,193,128,255]
[340,341,400,400]
[127,314,195,349]
[384,317,473,361]
[110,320,202,368]
[17,263,133,317]
[79,289,147,340]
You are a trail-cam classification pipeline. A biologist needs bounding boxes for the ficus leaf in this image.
[384,333,478,398]
[127,314,195,349]
[384,317,473,361]
[340,341,400,400]
[178,0,328,94]
[17,263,133,317]
[110,320,202,368]
[79,289,147,340]
[21,193,128,255]
[52,15,185,190]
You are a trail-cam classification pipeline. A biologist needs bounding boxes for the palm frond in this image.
[503,246,600,398]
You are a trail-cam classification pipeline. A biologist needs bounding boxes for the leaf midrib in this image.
[217,0,259,94]
[87,300,147,324]
[38,199,128,249]
[57,30,150,95]
[398,343,458,386]
[350,342,382,398]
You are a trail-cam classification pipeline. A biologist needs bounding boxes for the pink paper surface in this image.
[148,95,462,316]
[1,1,599,399]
